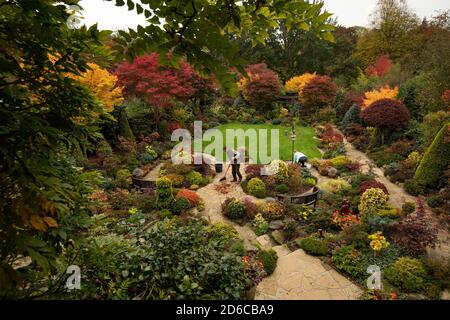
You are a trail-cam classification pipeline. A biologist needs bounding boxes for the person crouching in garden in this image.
[293,150,308,167]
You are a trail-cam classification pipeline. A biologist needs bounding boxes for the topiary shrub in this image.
[318,179,351,193]
[267,160,289,183]
[384,257,427,292]
[401,202,416,215]
[275,184,289,194]
[247,177,267,198]
[258,249,278,275]
[301,75,338,117]
[359,180,389,195]
[404,179,426,196]
[164,173,185,187]
[115,169,132,188]
[96,139,113,158]
[341,104,361,132]
[427,195,444,208]
[414,123,450,189]
[358,188,388,215]
[156,177,173,209]
[171,197,192,214]
[331,245,364,278]
[329,156,349,169]
[186,171,203,186]
[207,222,240,247]
[299,237,328,256]
[222,198,246,220]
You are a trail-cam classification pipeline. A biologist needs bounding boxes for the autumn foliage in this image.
[285,72,317,94]
[300,75,338,113]
[238,63,282,111]
[73,63,123,112]
[362,85,399,109]
[115,53,216,107]
[365,54,393,77]
[361,99,410,143]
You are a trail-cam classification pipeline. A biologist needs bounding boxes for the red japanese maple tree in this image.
[115,52,216,107]
[365,54,393,77]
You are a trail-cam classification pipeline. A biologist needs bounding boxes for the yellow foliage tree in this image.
[285,72,317,94]
[74,63,123,112]
[362,85,399,109]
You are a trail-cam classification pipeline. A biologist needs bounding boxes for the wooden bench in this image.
[132,177,156,191]
[276,186,320,207]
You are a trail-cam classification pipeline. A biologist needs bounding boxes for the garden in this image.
[1,0,449,302]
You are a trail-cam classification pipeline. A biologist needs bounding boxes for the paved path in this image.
[255,246,362,300]
[142,162,164,181]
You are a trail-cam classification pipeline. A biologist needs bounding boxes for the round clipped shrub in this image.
[223,199,246,220]
[261,201,285,220]
[207,222,240,247]
[165,173,185,187]
[115,169,132,188]
[186,171,203,186]
[267,160,289,182]
[258,249,278,275]
[331,245,364,278]
[384,257,427,292]
[358,188,388,215]
[359,180,389,195]
[414,123,450,189]
[329,156,349,169]
[156,177,174,209]
[275,184,289,194]
[404,179,426,196]
[318,179,351,193]
[158,209,173,219]
[299,237,328,256]
[139,152,154,164]
[247,177,267,198]
[96,139,113,157]
[427,195,444,208]
[401,202,416,215]
[171,197,192,214]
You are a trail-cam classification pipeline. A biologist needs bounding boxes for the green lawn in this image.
[194,122,322,163]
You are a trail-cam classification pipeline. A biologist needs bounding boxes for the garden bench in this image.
[276,186,320,207]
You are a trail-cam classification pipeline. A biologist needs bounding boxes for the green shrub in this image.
[171,197,192,214]
[115,169,132,188]
[275,184,289,194]
[427,195,444,208]
[318,179,351,193]
[223,199,246,220]
[339,224,369,249]
[186,171,203,186]
[252,213,269,236]
[156,177,173,209]
[401,202,416,215]
[414,123,450,189]
[207,222,240,247]
[404,179,426,196]
[299,237,328,256]
[247,177,267,198]
[158,209,173,219]
[358,188,388,215]
[96,139,113,157]
[332,245,364,278]
[258,249,278,275]
[329,155,349,169]
[384,257,427,292]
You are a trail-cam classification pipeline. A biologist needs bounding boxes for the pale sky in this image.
[78,0,450,30]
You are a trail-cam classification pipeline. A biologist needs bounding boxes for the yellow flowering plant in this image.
[368,231,389,255]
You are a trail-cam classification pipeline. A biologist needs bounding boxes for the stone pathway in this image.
[143,162,164,181]
[256,246,362,300]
